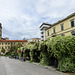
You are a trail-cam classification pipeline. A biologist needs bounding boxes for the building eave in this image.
[46,12,75,30]
[39,23,52,28]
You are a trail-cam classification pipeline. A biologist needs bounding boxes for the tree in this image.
[1,47,5,53]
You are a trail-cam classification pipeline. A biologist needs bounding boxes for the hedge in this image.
[10,35,75,73]
[47,36,75,72]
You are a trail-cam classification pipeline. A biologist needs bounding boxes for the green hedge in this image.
[47,36,75,72]
[58,57,75,72]
[17,42,40,62]
[17,35,75,72]
[29,43,40,62]
[39,41,54,65]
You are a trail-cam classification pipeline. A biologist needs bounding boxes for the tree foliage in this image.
[47,36,75,72]
[1,47,5,53]
[6,35,75,73]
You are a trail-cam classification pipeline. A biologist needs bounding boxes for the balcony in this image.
[41,38,44,41]
[41,31,44,34]
[51,33,56,37]
[41,34,44,37]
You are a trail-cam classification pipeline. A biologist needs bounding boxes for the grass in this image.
[29,60,33,63]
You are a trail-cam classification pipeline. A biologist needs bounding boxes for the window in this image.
[8,46,10,49]
[71,20,74,27]
[0,46,1,49]
[8,43,10,45]
[41,36,44,38]
[41,32,43,34]
[2,43,4,45]
[22,43,24,44]
[2,46,3,49]
[5,46,7,49]
[47,30,49,36]
[14,43,15,45]
[71,31,75,35]
[53,28,55,33]
[11,42,12,45]
[5,42,7,45]
[61,24,64,31]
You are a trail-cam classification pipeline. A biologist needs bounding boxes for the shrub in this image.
[1,47,5,53]
[23,46,30,61]
[57,57,75,72]
[47,36,75,59]
[29,43,40,62]
[39,41,51,65]
[47,36,75,72]
[16,35,75,72]
[5,51,11,56]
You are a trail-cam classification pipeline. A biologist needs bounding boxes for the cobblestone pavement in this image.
[0,56,69,75]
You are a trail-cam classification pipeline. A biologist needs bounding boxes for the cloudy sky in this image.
[0,0,75,40]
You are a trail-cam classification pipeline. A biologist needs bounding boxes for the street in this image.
[0,57,68,75]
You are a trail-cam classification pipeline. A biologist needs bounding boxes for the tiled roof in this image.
[0,40,27,42]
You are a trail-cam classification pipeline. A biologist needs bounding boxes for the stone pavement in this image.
[0,56,69,75]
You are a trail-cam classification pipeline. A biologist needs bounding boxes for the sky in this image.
[0,0,75,40]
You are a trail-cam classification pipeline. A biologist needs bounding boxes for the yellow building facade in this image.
[46,13,75,40]
[0,40,27,52]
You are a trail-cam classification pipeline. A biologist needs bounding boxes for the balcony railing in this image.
[41,38,44,41]
[41,34,44,36]
[51,33,56,37]
[41,31,43,34]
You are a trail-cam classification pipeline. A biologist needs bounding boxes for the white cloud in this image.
[36,0,75,18]
[0,0,75,40]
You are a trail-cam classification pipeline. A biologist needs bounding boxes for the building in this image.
[1,37,9,40]
[0,40,27,52]
[0,23,28,52]
[28,38,41,42]
[39,23,51,41]
[45,13,75,40]
[0,23,2,40]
